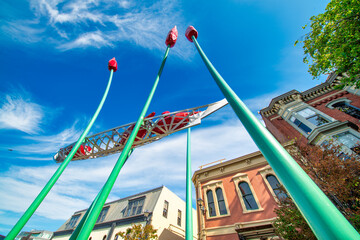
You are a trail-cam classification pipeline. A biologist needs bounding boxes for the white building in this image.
[52,186,198,240]
[16,230,53,240]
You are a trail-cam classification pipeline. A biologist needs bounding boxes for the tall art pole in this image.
[75,26,179,240]
[185,128,193,240]
[5,58,118,240]
[185,26,360,240]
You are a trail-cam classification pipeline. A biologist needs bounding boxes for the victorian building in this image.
[260,72,360,154]
[192,72,360,240]
[52,186,197,240]
[192,148,291,240]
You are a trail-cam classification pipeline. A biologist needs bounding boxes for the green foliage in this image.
[116,224,158,240]
[296,0,360,87]
[273,196,316,240]
[273,142,360,239]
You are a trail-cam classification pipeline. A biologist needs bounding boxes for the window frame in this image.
[206,190,216,217]
[126,197,145,218]
[163,200,169,218]
[177,209,182,226]
[232,173,263,214]
[65,214,81,229]
[215,187,228,215]
[327,98,360,120]
[259,165,287,203]
[202,180,230,219]
[288,106,333,136]
[96,206,110,223]
[317,128,360,157]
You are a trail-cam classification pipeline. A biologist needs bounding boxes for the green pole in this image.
[185,128,193,240]
[5,69,115,240]
[76,46,171,240]
[69,149,133,240]
[191,35,360,240]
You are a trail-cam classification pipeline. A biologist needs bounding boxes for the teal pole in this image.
[76,46,171,240]
[190,34,360,239]
[185,128,193,240]
[5,69,115,240]
[69,149,133,240]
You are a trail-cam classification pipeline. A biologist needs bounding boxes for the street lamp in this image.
[197,198,206,214]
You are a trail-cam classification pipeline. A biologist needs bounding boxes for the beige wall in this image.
[152,186,198,239]
[109,221,146,240]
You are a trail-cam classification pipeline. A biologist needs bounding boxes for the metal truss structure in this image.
[54,99,228,163]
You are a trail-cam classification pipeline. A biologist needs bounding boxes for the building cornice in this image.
[192,141,295,184]
[260,72,342,117]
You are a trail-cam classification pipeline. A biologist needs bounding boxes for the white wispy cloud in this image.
[0,93,44,134]
[18,122,84,155]
[0,118,259,222]
[3,0,192,58]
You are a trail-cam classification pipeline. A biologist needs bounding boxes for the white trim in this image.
[233,174,263,214]
[285,105,336,137]
[317,128,360,156]
[326,97,352,109]
[203,181,231,219]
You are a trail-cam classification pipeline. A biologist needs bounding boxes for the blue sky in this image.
[0,0,329,235]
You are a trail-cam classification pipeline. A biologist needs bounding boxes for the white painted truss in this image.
[54,99,228,163]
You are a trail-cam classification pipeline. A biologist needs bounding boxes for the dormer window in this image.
[65,214,80,229]
[126,197,145,217]
[96,206,109,223]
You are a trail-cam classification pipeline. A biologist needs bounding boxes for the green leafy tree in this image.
[295,0,360,87]
[274,141,360,239]
[115,224,158,240]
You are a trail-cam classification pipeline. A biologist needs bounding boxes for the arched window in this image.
[206,190,216,217]
[266,174,288,200]
[332,101,360,120]
[238,182,258,210]
[215,188,227,215]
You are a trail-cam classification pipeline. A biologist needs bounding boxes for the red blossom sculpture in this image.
[165,26,178,48]
[185,26,198,42]
[108,57,118,72]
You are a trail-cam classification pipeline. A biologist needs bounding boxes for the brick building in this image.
[192,148,292,240]
[260,72,360,154]
[192,72,360,240]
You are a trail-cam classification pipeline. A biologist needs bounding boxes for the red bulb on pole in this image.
[165,26,178,48]
[108,57,117,72]
[185,26,198,42]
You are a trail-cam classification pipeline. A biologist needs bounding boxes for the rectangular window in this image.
[96,206,109,223]
[334,132,360,155]
[290,107,330,135]
[177,210,181,226]
[126,197,145,217]
[66,214,80,229]
[163,200,169,218]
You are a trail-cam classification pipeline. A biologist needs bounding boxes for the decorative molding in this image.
[307,121,358,144]
[310,90,348,107]
[258,166,282,203]
[260,72,343,117]
[203,218,277,237]
[203,181,231,219]
[326,97,352,109]
[232,174,264,214]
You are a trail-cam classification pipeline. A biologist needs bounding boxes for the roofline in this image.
[192,141,295,183]
[74,185,165,214]
[260,72,341,116]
